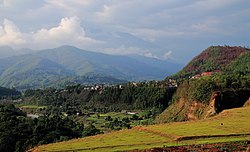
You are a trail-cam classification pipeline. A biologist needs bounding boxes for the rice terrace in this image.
[32,107,250,151]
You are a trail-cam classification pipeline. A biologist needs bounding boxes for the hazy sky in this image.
[0,0,249,63]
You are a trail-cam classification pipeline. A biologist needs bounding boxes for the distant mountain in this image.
[0,46,17,59]
[0,45,181,90]
[0,86,20,99]
[0,46,33,59]
[129,55,182,74]
[170,46,250,80]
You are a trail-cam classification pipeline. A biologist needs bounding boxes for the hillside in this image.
[0,86,20,99]
[0,56,74,90]
[157,46,250,123]
[0,46,182,90]
[32,107,250,152]
[20,82,175,116]
[171,46,250,80]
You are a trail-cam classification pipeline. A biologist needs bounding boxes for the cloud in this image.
[0,19,25,45]
[1,0,11,7]
[0,0,249,62]
[143,52,160,59]
[102,45,148,55]
[127,28,189,42]
[34,17,104,49]
[101,45,172,60]
[32,16,103,48]
[0,17,103,50]
[101,45,160,59]
[0,0,44,9]
[163,51,172,59]
[96,5,114,22]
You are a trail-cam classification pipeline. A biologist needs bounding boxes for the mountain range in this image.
[0,45,182,90]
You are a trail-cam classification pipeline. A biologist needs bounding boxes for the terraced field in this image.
[32,107,250,152]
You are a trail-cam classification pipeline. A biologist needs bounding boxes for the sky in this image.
[0,0,249,63]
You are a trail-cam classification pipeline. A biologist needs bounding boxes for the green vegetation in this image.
[170,46,250,81]
[81,110,155,132]
[158,46,250,123]
[18,105,47,109]
[173,74,250,104]
[34,107,250,152]
[0,104,101,152]
[1,45,250,151]
[156,74,250,123]
[227,52,250,75]
[15,82,175,133]
[0,86,20,99]
[20,82,175,114]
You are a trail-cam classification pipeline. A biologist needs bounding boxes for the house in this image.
[191,74,201,79]
[127,112,138,115]
[201,72,213,76]
[191,70,222,79]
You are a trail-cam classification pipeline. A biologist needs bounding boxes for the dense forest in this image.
[0,87,20,99]
[0,104,101,152]
[21,82,176,115]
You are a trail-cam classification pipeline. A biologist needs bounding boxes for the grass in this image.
[78,110,153,131]
[18,105,47,109]
[33,107,250,152]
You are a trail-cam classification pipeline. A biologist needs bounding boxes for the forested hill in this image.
[170,46,250,80]
[0,86,20,99]
[157,46,250,123]
[21,82,176,114]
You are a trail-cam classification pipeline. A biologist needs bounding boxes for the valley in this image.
[0,45,249,152]
[1,1,249,151]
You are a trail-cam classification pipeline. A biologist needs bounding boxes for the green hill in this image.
[171,46,250,80]
[0,86,20,99]
[157,46,250,123]
[0,56,74,90]
[32,107,250,152]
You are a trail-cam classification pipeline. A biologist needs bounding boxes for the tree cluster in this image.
[0,104,100,152]
[173,74,250,104]
[22,83,176,116]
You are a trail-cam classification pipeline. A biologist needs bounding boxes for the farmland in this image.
[33,107,250,152]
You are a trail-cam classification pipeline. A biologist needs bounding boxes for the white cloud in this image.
[0,19,25,45]
[101,45,171,60]
[96,5,114,22]
[0,0,44,9]
[101,45,160,59]
[32,16,104,49]
[163,51,172,59]
[143,52,160,59]
[102,45,147,55]
[1,0,11,7]
[0,17,103,50]
[0,0,249,62]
